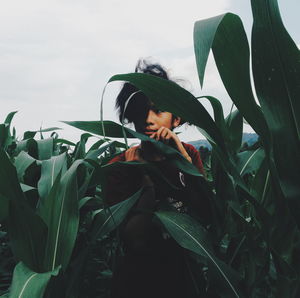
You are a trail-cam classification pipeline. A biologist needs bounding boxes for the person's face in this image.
[133,104,181,135]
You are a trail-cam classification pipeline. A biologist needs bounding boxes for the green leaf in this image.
[14,151,36,182]
[37,153,67,199]
[62,120,135,138]
[78,196,93,209]
[251,0,300,201]
[108,73,227,151]
[0,149,47,271]
[250,159,271,205]
[40,160,82,271]
[236,148,265,176]
[194,13,270,145]
[0,124,7,148]
[123,127,202,177]
[225,109,243,154]
[199,96,226,135]
[155,211,241,297]
[91,188,142,241]
[4,111,17,126]
[23,127,61,140]
[53,138,76,146]
[9,262,60,298]
[36,138,54,160]
[85,142,115,161]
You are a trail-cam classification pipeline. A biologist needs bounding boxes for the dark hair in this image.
[115,59,185,125]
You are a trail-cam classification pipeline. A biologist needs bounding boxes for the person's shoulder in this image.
[182,142,198,154]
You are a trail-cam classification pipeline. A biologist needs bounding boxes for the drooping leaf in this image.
[156,211,241,297]
[194,13,270,147]
[62,120,135,138]
[9,262,60,298]
[90,188,143,241]
[4,111,18,126]
[108,73,227,151]
[251,0,300,202]
[123,127,203,177]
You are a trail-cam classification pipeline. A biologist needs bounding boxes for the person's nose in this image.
[145,110,156,126]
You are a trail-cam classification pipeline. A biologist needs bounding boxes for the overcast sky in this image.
[1,0,299,143]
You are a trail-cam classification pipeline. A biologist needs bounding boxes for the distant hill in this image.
[188,133,258,150]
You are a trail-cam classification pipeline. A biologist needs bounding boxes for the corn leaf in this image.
[156,211,241,297]
[37,153,67,200]
[9,262,60,298]
[90,188,143,241]
[40,160,82,271]
[35,138,54,160]
[62,120,135,138]
[225,110,243,154]
[14,151,36,182]
[108,73,227,151]
[194,13,270,147]
[236,148,265,176]
[0,149,47,271]
[251,0,300,203]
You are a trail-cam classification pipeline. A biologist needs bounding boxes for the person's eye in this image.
[153,108,164,114]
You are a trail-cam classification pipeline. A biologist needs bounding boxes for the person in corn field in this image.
[105,59,209,298]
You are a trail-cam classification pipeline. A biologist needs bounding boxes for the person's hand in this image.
[124,145,145,162]
[149,126,179,145]
[150,127,192,162]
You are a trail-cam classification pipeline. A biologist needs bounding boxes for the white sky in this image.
[0,0,299,143]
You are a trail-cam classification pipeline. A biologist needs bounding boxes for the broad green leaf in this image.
[251,0,300,202]
[236,148,265,176]
[9,262,60,298]
[14,151,36,182]
[156,211,241,297]
[194,13,270,146]
[108,73,227,152]
[36,138,54,160]
[37,153,67,199]
[62,120,135,138]
[0,149,47,271]
[225,110,243,154]
[123,127,202,177]
[41,160,82,271]
[91,188,142,241]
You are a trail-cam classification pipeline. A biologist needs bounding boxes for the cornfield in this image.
[0,0,299,297]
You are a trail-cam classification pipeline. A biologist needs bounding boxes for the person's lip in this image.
[144,130,157,135]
